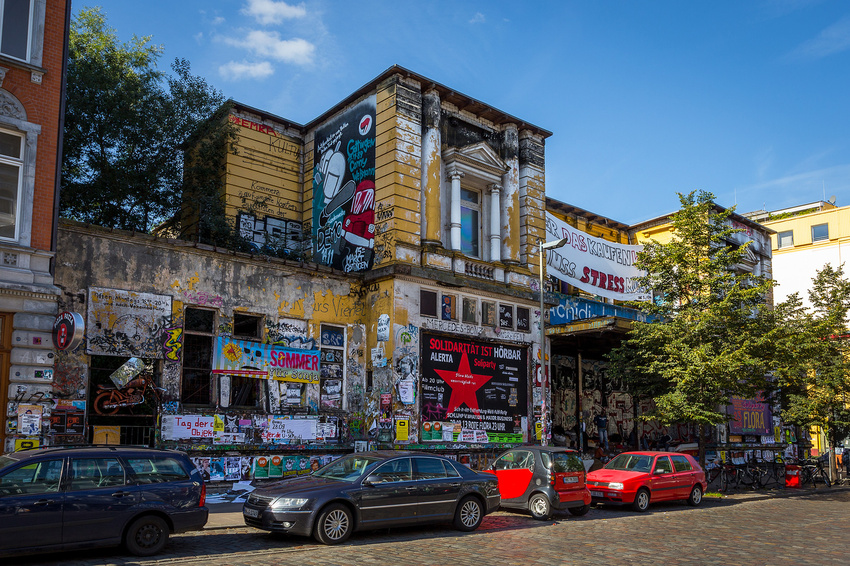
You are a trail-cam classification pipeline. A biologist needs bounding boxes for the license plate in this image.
[590,490,604,497]
[563,476,579,483]
[243,507,259,518]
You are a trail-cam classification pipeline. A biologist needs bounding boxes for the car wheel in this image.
[453,496,483,531]
[528,493,552,520]
[124,515,169,556]
[568,504,590,517]
[632,489,650,512]
[687,484,703,507]
[313,504,353,545]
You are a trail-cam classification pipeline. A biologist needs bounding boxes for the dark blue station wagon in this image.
[0,446,208,558]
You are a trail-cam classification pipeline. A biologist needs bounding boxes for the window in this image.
[0,129,23,240]
[482,301,496,327]
[68,458,125,491]
[653,456,673,475]
[493,450,534,471]
[550,452,585,473]
[0,0,32,62]
[462,297,477,324]
[126,457,189,484]
[499,304,514,329]
[372,458,412,482]
[777,230,793,249]
[460,188,480,257]
[413,457,447,480]
[812,223,829,242]
[233,313,263,339]
[181,308,216,405]
[516,307,530,332]
[320,325,344,410]
[0,459,62,495]
[671,455,692,473]
[420,289,437,318]
[441,294,456,321]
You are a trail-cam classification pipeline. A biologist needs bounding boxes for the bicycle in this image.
[798,456,832,488]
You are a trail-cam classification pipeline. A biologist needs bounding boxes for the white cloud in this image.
[469,12,485,24]
[241,0,307,25]
[223,30,315,65]
[218,60,275,80]
[788,16,850,60]
[193,32,204,44]
[212,16,225,25]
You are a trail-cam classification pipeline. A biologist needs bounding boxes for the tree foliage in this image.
[773,264,850,445]
[608,191,776,430]
[61,7,228,233]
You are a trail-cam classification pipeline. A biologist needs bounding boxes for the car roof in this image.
[616,451,689,457]
[2,445,186,463]
[504,446,581,454]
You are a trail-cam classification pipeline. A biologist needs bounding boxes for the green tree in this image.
[61,7,228,233]
[773,264,850,478]
[608,191,776,464]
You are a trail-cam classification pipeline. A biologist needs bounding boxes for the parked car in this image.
[242,451,500,544]
[484,446,591,520]
[0,446,208,558]
[586,451,707,512]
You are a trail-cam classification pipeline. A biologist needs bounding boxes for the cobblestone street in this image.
[15,488,849,566]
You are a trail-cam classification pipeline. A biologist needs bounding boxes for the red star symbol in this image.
[434,352,493,420]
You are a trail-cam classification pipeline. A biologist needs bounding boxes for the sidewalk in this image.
[205,502,245,530]
[202,484,850,530]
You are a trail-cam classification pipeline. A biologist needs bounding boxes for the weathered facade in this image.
[50,66,553,475]
[1,0,68,453]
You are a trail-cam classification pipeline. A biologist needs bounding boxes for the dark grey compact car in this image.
[0,446,208,558]
[243,451,500,544]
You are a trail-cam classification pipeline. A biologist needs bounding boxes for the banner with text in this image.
[212,337,319,383]
[421,332,528,433]
[544,213,651,302]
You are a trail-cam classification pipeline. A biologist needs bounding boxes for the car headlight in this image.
[270,497,309,510]
[607,482,624,490]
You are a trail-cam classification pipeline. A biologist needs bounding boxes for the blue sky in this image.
[82,0,850,225]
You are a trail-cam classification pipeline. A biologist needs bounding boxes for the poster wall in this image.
[544,213,650,302]
[421,332,527,435]
[312,95,377,273]
[212,337,319,383]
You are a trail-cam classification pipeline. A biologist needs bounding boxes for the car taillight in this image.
[199,482,206,507]
[550,472,556,486]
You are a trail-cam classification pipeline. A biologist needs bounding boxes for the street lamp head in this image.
[541,237,570,251]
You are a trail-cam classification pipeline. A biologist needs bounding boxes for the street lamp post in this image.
[539,237,569,447]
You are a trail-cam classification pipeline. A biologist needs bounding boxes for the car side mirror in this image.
[363,475,382,486]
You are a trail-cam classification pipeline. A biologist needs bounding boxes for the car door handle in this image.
[33,499,54,506]
[405,486,418,491]
[449,483,461,487]
[112,491,133,498]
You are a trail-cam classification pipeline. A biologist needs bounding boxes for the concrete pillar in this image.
[448,167,464,251]
[420,89,442,244]
[489,183,501,262]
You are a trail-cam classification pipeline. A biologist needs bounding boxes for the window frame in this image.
[0,0,34,63]
[460,186,481,258]
[232,312,263,340]
[811,223,829,243]
[180,307,217,407]
[777,230,793,249]
[420,288,438,318]
[0,128,24,242]
[319,324,346,411]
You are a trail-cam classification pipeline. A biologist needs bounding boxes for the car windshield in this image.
[312,455,383,482]
[0,455,20,470]
[605,454,653,473]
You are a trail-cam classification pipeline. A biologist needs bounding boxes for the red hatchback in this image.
[485,447,591,520]
[586,451,707,512]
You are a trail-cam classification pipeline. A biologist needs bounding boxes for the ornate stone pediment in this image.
[443,142,508,184]
[0,89,26,121]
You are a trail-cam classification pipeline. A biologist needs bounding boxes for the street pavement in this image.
[14,486,850,565]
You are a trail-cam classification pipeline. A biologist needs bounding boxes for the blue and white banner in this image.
[544,213,651,302]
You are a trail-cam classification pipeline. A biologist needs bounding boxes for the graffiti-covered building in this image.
[48,65,554,475]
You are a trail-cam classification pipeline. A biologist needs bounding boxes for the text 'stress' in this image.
[421,332,527,435]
